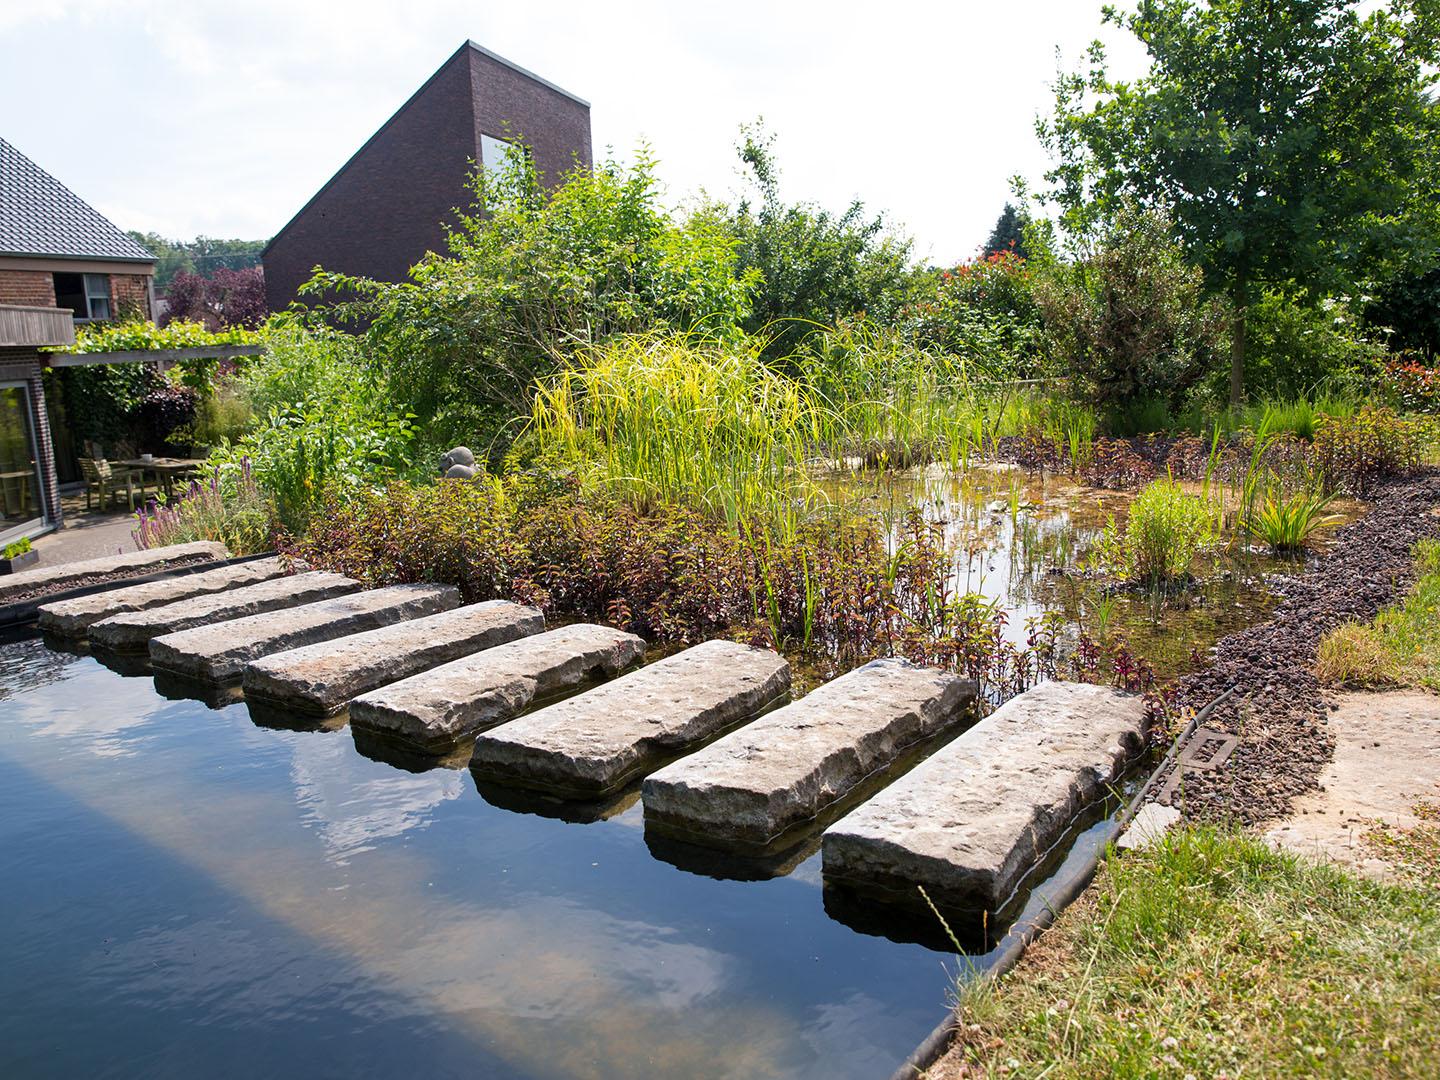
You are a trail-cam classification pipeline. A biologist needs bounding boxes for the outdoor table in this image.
[0,468,34,518]
[118,457,206,501]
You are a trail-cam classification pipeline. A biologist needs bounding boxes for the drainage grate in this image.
[1157,727,1238,805]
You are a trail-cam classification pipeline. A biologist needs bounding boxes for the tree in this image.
[984,203,1030,258]
[1038,0,1440,403]
[164,267,267,328]
[724,124,920,360]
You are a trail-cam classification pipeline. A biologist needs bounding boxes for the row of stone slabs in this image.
[35,548,1146,917]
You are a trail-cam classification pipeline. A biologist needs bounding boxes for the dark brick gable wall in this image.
[469,49,592,189]
[263,44,593,313]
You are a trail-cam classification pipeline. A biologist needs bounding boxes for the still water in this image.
[0,635,957,1079]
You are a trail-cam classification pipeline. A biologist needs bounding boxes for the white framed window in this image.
[84,274,112,320]
[52,272,113,321]
[480,133,520,175]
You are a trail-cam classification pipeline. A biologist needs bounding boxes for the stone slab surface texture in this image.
[89,571,361,651]
[471,639,792,795]
[642,658,976,846]
[1265,690,1440,880]
[149,584,459,683]
[38,557,291,636]
[349,623,648,753]
[821,680,1146,910]
[243,600,546,716]
[0,541,228,604]
[1117,803,1182,852]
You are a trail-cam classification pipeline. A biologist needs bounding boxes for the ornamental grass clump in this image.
[1116,478,1215,584]
[1244,487,1342,551]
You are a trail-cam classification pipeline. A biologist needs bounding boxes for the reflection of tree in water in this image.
[0,637,82,703]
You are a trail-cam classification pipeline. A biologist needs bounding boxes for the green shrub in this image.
[1239,292,1383,401]
[1035,208,1229,411]
[309,147,756,452]
[902,250,1045,378]
[1311,405,1430,494]
[1109,478,1216,583]
[3,537,32,559]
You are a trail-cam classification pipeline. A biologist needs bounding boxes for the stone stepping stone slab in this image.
[642,658,976,849]
[88,571,362,652]
[0,541,229,606]
[149,583,459,684]
[243,599,545,717]
[471,639,792,797]
[37,557,291,638]
[821,680,1146,912]
[349,623,648,755]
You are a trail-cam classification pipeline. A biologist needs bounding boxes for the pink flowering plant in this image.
[132,457,278,555]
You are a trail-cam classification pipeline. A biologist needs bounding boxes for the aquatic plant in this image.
[1106,479,1216,584]
[1243,488,1342,551]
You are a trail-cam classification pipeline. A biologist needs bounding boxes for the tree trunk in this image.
[1229,275,1249,407]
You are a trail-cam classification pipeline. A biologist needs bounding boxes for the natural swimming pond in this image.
[0,468,1346,1078]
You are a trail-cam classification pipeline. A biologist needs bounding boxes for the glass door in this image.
[0,381,44,542]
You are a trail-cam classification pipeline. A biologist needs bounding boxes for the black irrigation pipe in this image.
[0,551,280,631]
[885,685,1238,1080]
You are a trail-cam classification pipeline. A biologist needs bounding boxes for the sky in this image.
[1,1,1150,266]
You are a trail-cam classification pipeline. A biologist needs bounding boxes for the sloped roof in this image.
[0,137,155,262]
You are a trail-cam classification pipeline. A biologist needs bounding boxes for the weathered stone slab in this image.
[89,571,361,652]
[0,541,229,605]
[821,681,1146,911]
[37,557,291,637]
[243,599,545,716]
[349,623,648,754]
[642,659,976,848]
[472,640,791,796]
[149,583,459,684]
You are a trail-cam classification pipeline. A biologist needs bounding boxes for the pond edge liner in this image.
[884,685,1236,1080]
[0,551,281,632]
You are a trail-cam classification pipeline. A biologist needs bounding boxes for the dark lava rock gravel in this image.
[1159,469,1440,827]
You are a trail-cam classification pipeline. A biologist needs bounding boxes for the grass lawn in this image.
[937,828,1440,1079]
[1317,538,1440,691]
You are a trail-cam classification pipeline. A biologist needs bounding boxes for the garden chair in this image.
[79,456,148,512]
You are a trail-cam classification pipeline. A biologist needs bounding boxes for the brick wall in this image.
[263,43,592,312]
[0,271,57,308]
[0,349,62,532]
[111,274,152,319]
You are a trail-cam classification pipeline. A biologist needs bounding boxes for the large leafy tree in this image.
[1038,0,1440,402]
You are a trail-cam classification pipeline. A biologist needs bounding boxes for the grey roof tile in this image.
[0,137,155,262]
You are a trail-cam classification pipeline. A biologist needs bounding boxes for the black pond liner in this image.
[881,685,1235,1080]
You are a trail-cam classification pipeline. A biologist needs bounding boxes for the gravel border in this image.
[1157,469,1440,826]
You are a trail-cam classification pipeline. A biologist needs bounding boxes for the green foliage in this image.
[3,537,32,559]
[125,232,265,289]
[952,826,1440,1078]
[1099,478,1215,583]
[1244,488,1343,551]
[209,325,420,532]
[63,318,262,354]
[1035,208,1228,409]
[1037,0,1440,400]
[1239,292,1384,400]
[308,147,755,454]
[1311,404,1431,494]
[723,124,921,360]
[132,463,277,555]
[983,202,1030,258]
[1368,263,1440,360]
[903,250,1045,377]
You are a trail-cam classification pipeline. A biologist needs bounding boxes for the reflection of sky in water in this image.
[288,735,464,861]
[0,645,952,1079]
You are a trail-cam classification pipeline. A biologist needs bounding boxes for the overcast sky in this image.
[2,1,1150,266]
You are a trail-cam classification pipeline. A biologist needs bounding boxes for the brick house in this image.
[1,137,156,542]
[263,41,592,311]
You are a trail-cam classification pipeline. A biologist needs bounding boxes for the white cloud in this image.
[2,0,1149,262]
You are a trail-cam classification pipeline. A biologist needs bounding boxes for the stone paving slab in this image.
[642,658,976,848]
[38,557,291,637]
[89,571,362,652]
[149,583,459,684]
[349,623,648,754]
[471,639,791,796]
[243,600,545,717]
[0,541,229,605]
[821,680,1146,911]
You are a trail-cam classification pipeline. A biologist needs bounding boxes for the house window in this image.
[480,133,520,175]
[52,272,112,321]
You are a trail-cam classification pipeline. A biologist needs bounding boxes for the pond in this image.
[0,466,1345,1078]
